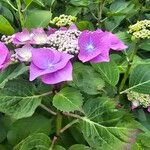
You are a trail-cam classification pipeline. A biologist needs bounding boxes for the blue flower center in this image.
[86,43,94,52]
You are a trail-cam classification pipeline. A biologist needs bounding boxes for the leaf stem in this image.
[16,0,25,28]
[5,0,18,11]
[60,119,79,133]
[98,0,106,28]
[40,104,57,115]
[119,41,138,93]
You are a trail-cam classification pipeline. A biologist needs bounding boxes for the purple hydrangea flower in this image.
[31,28,48,45]
[0,42,10,71]
[78,30,110,63]
[29,48,73,84]
[147,106,150,112]
[15,45,33,62]
[78,30,127,63]
[12,29,32,45]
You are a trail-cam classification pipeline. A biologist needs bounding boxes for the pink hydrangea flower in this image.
[147,106,150,112]
[15,45,33,62]
[29,48,73,84]
[0,42,10,71]
[131,100,140,110]
[31,28,48,45]
[12,29,32,45]
[78,30,127,63]
[78,30,110,63]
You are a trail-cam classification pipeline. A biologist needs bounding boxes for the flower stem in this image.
[56,112,62,136]
[16,0,25,28]
[119,41,138,93]
[98,0,105,28]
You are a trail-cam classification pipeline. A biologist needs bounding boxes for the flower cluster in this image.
[0,25,127,85]
[127,91,150,112]
[50,14,77,27]
[48,25,81,54]
[128,20,150,39]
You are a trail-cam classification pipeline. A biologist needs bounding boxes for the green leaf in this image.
[0,64,28,89]
[92,61,119,86]
[70,0,90,6]
[69,62,105,95]
[69,144,91,150]
[122,64,150,94]
[76,21,94,31]
[0,120,6,143]
[139,40,150,51]
[24,10,52,29]
[0,15,14,35]
[0,80,51,119]
[53,87,83,112]
[7,115,51,145]
[13,133,50,150]
[79,97,138,150]
[54,145,66,150]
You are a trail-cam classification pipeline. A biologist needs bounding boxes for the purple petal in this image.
[12,29,31,45]
[78,31,109,62]
[31,28,48,44]
[47,27,57,35]
[41,62,72,84]
[90,49,110,63]
[69,24,78,30]
[147,106,150,112]
[0,42,8,65]
[15,45,33,62]
[104,32,128,51]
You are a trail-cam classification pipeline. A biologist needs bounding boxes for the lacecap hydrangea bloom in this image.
[50,14,77,27]
[128,20,150,39]
[0,42,10,71]
[0,25,127,85]
[29,48,73,84]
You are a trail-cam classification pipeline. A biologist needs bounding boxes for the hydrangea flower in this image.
[15,45,33,62]
[29,48,73,84]
[78,30,127,63]
[31,28,48,45]
[12,29,32,45]
[78,30,110,63]
[0,42,10,71]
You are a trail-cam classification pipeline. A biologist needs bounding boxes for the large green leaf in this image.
[69,63,104,95]
[0,80,51,119]
[53,87,83,112]
[0,64,28,89]
[92,61,119,86]
[0,15,14,35]
[24,10,52,29]
[7,115,51,145]
[79,97,137,150]
[121,64,150,94]
[13,133,50,150]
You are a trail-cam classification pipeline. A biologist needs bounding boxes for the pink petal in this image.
[147,106,150,112]
[0,42,8,65]
[41,62,72,84]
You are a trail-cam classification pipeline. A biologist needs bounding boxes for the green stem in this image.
[56,112,62,136]
[119,41,138,93]
[16,0,25,28]
[97,0,105,28]
[5,0,18,11]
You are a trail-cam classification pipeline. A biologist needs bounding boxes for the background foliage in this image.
[0,0,150,149]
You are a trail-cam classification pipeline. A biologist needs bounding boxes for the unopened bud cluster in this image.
[128,20,150,39]
[127,91,150,108]
[48,29,81,54]
[50,14,77,27]
[1,35,13,44]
